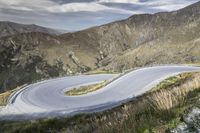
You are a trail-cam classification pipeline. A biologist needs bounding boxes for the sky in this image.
[0,0,199,31]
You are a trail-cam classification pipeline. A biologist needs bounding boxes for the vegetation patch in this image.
[65,81,107,96]
[0,91,13,106]
[0,86,22,106]
[151,72,193,91]
[1,72,200,133]
[84,69,116,75]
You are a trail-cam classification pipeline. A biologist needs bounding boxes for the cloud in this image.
[97,0,139,3]
[46,2,135,14]
[143,0,197,11]
[0,0,135,14]
[0,0,54,11]
[0,0,199,31]
[0,0,197,13]
[47,3,109,13]
[100,0,199,12]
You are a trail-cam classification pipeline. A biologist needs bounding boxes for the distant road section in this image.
[0,65,200,120]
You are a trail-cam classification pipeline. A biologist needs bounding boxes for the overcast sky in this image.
[0,0,199,31]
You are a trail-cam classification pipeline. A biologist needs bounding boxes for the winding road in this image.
[0,65,200,120]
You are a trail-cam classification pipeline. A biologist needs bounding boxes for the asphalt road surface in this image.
[0,65,200,120]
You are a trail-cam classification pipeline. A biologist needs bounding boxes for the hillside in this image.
[0,1,200,92]
[60,1,200,71]
[1,72,200,132]
[0,21,61,38]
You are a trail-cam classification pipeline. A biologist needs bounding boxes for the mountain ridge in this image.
[0,1,200,92]
[0,21,62,38]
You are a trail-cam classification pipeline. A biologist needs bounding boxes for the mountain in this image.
[0,21,61,37]
[0,1,200,92]
[59,1,200,71]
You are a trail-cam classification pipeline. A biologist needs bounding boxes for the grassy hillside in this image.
[1,72,200,133]
[1,1,200,92]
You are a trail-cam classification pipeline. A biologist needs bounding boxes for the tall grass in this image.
[148,73,200,113]
[1,73,200,133]
[100,73,200,133]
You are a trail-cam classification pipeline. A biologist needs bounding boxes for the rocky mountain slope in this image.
[0,21,61,38]
[1,1,200,92]
[59,1,200,71]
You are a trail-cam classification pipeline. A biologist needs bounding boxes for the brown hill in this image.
[0,1,200,92]
[0,21,61,38]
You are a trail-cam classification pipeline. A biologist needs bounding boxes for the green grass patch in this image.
[186,63,200,67]
[151,72,192,92]
[84,69,117,75]
[65,81,107,96]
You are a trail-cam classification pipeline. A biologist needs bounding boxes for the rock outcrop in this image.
[171,107,200,133]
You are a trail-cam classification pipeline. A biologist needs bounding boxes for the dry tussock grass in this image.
[147,73,200,112]
[43,73,200,133]
[0,86,22,106]
[1,73,199,133]
[102,73,200,132]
